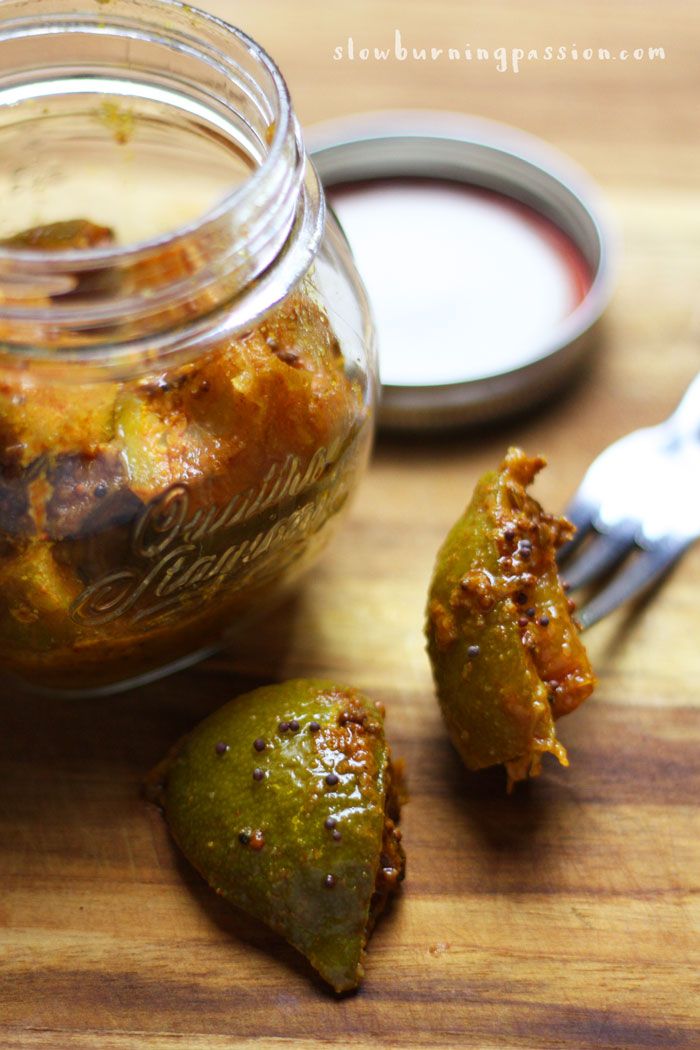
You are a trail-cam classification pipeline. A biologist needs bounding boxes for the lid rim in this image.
[308,110,616,429]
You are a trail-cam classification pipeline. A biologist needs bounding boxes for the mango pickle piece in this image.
[0,467,31,550]
[114,289,361,509]
[0,541,83,652]
[0,219,118,310]
[1,219,121,465]
[114,393,179,502]
[148,680,405,993]
[426,448,595,787]
[0,381,119,470]
[0,219,113,251]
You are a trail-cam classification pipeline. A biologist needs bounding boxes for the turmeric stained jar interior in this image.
[0,0,376,694]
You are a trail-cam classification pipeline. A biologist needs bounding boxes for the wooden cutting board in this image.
[1,3,699,1048]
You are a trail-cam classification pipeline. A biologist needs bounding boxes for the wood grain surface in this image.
[1,2,699,1048]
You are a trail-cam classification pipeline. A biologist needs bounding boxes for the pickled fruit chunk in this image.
[426,448,595,787]
[45,451,138,541]
[0,543,83,652]
[0,219,113,251]
[113,289,359,508]
[148,680,405,992]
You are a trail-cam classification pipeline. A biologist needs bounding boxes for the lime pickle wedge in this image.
[426,448,595,788]
[147,680,406,993]
[0,219,113,251]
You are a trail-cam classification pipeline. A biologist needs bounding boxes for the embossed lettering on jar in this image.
[0,0,376,694]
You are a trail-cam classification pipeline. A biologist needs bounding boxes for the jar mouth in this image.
[0,0,320,360]
[0,1,291,268]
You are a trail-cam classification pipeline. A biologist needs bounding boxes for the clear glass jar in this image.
[0,0,376,695]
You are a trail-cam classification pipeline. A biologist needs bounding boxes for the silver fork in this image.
[558,372,700,629]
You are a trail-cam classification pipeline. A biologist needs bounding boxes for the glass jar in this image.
[0,0,376,695]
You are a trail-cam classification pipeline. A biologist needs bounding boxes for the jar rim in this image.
[0,0,325,368]
[0,0,292,268]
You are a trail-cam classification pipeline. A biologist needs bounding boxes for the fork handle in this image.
[667,370,700,445]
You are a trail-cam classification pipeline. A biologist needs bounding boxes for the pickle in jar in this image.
[0,218,367,691]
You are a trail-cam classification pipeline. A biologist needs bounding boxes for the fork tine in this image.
[577,536,689,630]
[561,527,637,591]
[557,497,597,563]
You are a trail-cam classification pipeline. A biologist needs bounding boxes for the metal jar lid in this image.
[307,111,615,430]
